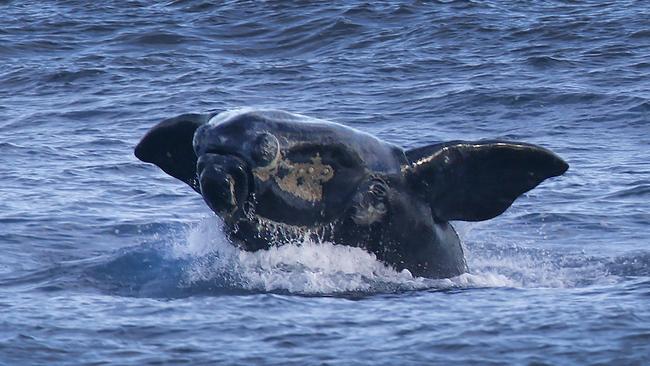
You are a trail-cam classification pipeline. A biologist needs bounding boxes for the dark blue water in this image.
[2,1,649,364]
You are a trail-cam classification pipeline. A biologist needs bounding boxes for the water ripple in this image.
[2,1,650,364]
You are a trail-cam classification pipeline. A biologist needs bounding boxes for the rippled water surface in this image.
[1,1,649,365]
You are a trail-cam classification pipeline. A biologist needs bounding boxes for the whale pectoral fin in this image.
[134,113,214,193]
[405,140,568,222]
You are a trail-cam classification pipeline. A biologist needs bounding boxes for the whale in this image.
[134,108,568,278]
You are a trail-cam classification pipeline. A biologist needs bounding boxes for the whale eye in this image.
[252,132,279,166]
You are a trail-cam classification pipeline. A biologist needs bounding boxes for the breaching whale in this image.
[135,109,568,278]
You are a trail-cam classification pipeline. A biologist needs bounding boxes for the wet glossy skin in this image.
[190,109,467,278]
[135,109,567,278]
[193,109,407,226]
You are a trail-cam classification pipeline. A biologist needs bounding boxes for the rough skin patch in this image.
[254,154,334,202]
[352,176,388,225]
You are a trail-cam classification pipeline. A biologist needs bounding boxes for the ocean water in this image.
[1,1,649,364]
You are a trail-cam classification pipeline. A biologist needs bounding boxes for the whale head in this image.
[136,109,374,226]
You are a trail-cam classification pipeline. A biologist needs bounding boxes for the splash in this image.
[171,217,426,294]
[185,219,627,294]
[87,218,634,297]
[166,218,538,295]
[459,222,620,289]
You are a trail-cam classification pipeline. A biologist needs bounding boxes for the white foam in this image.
[462,230,619,289]
[170,218,436,294]
[168,218,616,294]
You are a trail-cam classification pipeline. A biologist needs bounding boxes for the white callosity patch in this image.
[352,176,389,225]
[254,154,335,203]
[275,155,334,202]
[209,108,340,204]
